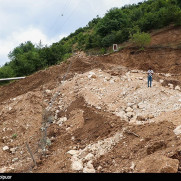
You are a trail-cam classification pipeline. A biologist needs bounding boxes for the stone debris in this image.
[0,166,14,173]
[67,131,123,172]
[2,146,9,151]
[1,59,181,173]
[173,125,181,135]
[55,69,181,125]
[175,85,181,90]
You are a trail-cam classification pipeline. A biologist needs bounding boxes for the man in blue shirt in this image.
[148,68,154,87]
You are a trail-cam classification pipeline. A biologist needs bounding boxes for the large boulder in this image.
[135,154,179,173]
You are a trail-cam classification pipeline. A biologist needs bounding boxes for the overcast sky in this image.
[0,0,144,66]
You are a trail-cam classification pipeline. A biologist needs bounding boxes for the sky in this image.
[0,0,144,66]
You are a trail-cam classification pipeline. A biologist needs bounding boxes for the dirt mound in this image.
[1,27,181,173]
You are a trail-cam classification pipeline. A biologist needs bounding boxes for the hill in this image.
[0,26,181,173]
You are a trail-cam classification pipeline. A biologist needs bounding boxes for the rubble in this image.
[1,42,181,173]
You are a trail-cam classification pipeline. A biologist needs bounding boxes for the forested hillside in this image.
[0,0,181,79]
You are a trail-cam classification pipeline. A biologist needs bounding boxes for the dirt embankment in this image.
[0,26,181,173]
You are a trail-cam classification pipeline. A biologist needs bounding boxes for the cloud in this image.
[0,0,144,66]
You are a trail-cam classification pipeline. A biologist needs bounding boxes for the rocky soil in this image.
[1,26,181,173]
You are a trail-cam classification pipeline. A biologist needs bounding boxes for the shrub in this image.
[130,31,151,48]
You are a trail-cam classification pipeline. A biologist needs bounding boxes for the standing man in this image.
[148,68,154,87]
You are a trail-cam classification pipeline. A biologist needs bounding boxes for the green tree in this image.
[130,31,151,48]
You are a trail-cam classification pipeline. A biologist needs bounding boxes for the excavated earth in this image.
[1,26,181,173]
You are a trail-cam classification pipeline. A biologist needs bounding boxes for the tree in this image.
[130,31,151,48]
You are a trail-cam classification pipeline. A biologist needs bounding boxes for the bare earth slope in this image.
[0,26,181,173]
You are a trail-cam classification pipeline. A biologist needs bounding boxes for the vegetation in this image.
[130,30,151,49]
[0,0,181,80]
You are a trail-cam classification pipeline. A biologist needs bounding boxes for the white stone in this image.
[45,89,51,95]
[10,147,17,154]
[85,153,94,161]
[126,112,134,118]
[110,79,115,84]
[168,83,173,89]
[173,125,181,135]
[67,150,79,155]
[3,146,9,151]
[131,70,138,73]
[71,160,83,171]
[83,161,96,173]
[175,86,180,90]
[130,162,135,170]
[159,79,164,83]
[88,72,96,79]
[165,73,171,77]
[0,166,14,173]
[126,107,133,112]
[57,117,67,125]
[83,167,96,173]
[138,103,145,109]
[12,158,19,162]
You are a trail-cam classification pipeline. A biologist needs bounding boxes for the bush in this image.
[130,31,151,48]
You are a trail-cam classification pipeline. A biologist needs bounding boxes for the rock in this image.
[83,161,96,173]
[126,107,133,112]
[135,154,179,173]
[104,77,111,81]
[130,162,135,170]
[71,160,83,171]
[67,150,79,156]
[57,117,67,125]
[147,114,154,119]
[168,83,173,89]
[0,166,14,173]
[126,112,134,118]
[85,153,94,161]
[88,72,96,79]
[146,140,166,155]
[138,103,145,109]
[131,70,138,73]
[109,79,115,84]
[128,103,134,107]
[10,147,17,154]
[45,89,52,95]
[175,86,180,90]
[165,73,171,77]
[12,158,19,163]
[173,125,181,136]
[159,79,164,83]
[2,146,9,151]
[83,167,96,173]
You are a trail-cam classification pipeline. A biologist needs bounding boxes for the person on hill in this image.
[148,68,154,87]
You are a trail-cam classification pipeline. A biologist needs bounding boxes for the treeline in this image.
[0,0,181,79]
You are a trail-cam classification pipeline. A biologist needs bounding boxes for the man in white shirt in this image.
[148,68,154,87]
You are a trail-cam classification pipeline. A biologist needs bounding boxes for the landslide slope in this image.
[0,26,181,173]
